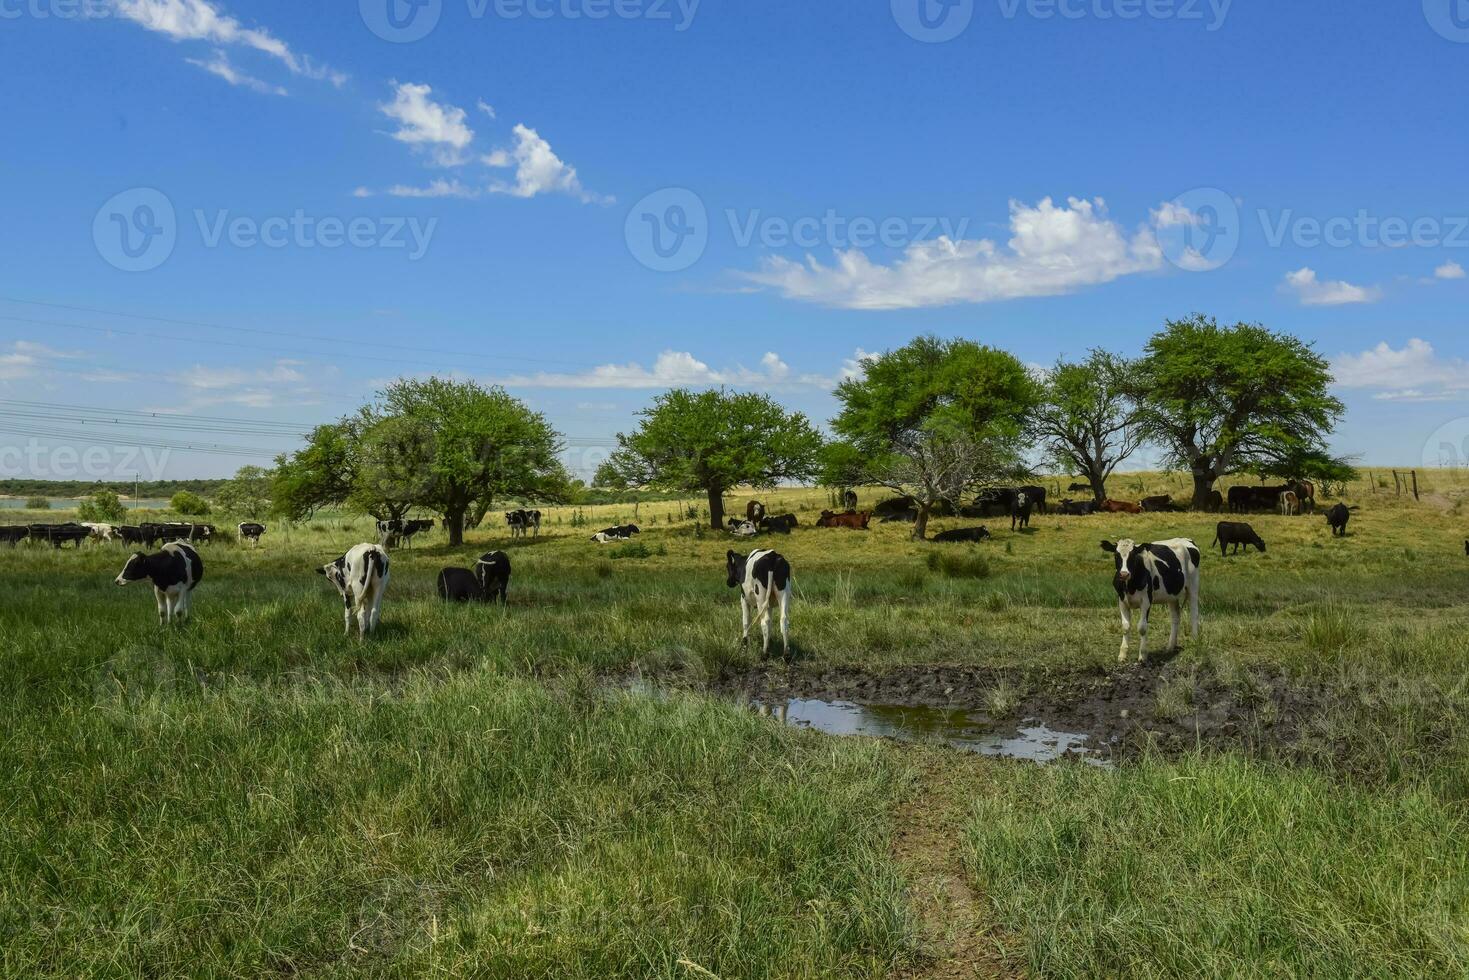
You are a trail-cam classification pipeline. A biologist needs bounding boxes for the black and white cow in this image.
[729,520,759,538]
[1101,538,1201,663]
[238,522,266,547]
[475,551,512,605]
[727,549,793,657]
[506,509,542,539]
[377,518,433,548]
[591,530,631,544]
[318,543,390,638]
[82,522,119,543]
[1010,491,1033,531]
[598,524,640,538]
[115,541,204,625]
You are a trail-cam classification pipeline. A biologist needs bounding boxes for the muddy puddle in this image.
[748,697,1109,766]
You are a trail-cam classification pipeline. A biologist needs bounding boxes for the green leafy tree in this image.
[380,378,565,546]
[25,496,49,510]
[213,466,274,520]
[170,490,211,516]
[1132,315,1345,508]
[271,422,356,521]
[77,489,127,524]
[346,413,436,525]
[1034,350,1145,505]
[601,388,824,530]
[829,337,1038,540]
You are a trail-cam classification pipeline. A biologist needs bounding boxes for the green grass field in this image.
[3,470,1467,977]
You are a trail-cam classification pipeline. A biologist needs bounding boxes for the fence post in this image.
[1412,470,1420,501]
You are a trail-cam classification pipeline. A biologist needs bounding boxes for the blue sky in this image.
[1,0,1467,481]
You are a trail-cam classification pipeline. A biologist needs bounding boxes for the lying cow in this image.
[727,548,792,657]
[600,524,641,538]
[1140,495,1172,513]
[436,552,512,605]
[1102,538,1201,663]
[592,530,632,544]
[1325,503,1352,537]
[759,514,798,534]
[730,521,759,538]
[1058,500,1096,516]
[1099,499,1142,514]
[816,510,870,529]
[115,541,204,625]
[932,526,991,543]
[1213,521,1265,556]
[318,543,390,638]
[238,522,266,547]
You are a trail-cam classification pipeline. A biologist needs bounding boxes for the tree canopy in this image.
[829,337,1039,539]
[1034,350,1144,504]
[600,388,824,530]
[1132,315,1345,507]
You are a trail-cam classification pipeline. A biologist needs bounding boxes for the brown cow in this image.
[816,509,871,529]
[746,500,766,524]
[1099,499,1143,514]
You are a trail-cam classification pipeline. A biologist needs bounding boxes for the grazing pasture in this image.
[2,470,1469,977]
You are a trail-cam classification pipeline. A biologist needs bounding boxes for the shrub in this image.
[25,496,49,510]
[170,491,211,516]
[78,490,128,524]
[925,550,991,579]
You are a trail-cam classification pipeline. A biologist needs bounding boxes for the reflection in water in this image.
[754,698,1108,767]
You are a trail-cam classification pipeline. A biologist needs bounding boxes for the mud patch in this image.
[717,659,1334,763]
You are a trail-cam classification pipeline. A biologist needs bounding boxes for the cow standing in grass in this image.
[115,541,204,625]
[318,543,390,638]
[1101,538,1201,663]
[727,549,792,657]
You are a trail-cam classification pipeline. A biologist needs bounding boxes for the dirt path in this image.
[891,746,1015,980]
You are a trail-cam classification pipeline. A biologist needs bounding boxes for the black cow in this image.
[1213,521,1266,556]
[842,490,858,511]
[29,523,91,548]
[116,526,144,546]
[1017,485,1048,515]
[1011,492,1033,531]
[238,522,266,547]
[601,523,641,538]
[1068,482,1091,493]
[759,514,798,534]
[1228,485,1291,513]
[437,567,483,602]
[476,551,512,604]
[1325,503,1352,537]
[0,526,28,546]
[115,541,204,625]
[1059,499,1096,516]
[158,522,214,545]
[932,526,991,543]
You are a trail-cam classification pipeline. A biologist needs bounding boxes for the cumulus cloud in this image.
[110,0,344,87]
[1435,260,1466,281]
[379,82,475,166]
[742,197,1165,310]
[1281,267,1381,306]
[486,124,612,205]
[0,341,80,381]
[497,349,857,390]
[1331,338,1469,401]
[185,49,287,95]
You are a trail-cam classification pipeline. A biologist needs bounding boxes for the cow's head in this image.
[317,556,349,597]
[726,550,748,588]
[625,524,640,535]
[115,552,149,586]
[1101,539,1147,583]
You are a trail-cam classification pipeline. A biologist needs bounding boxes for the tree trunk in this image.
[912,501,931,541]
[707,485,725,531]
[447,507,466,547]
[1088,466,1108,506]
[1190,467,1216,510]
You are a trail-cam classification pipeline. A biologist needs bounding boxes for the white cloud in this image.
[110,0,344,86]
[1282,267,1381,306]
[184,49,287,95]
[477,99,497,119]
[174,359,308,391]
[385,179,481,199]
[1435,260,1466,281]
[498,349,852,390]
[742,197,1164,310]
[1331,338,1469,401]
[379,82,475,166]
[0,341,77,381]
[486,124,612,205]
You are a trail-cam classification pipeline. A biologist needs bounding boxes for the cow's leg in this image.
[343,596,354,637]
[368,590,383,633]
[154,587,167,625]
[1189,580,1200,640]
[739,594,751,647]
[1136,597,1151,662]
[1117,600,1132,662]
[778,587,791,657]
[758,591,772,656]
[1167,602,1180,652]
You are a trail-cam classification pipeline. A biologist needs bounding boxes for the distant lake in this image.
[0,499,170,511]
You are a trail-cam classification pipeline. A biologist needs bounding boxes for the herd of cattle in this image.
[0,521,254,548]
